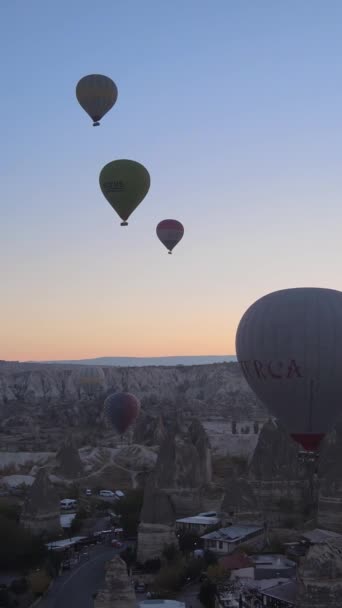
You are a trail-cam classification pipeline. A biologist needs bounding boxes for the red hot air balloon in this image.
[235,287,342,453]
[104,392,140,435]
[156,219,184,254]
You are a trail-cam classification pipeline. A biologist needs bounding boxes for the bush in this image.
[178,531,200,554]
[184,557,204,580]
[199,579,217,608]
[143,558,161,573]
[207,564,228,582]
[10,579,28,595]
[0,515,47,570]
[203,550,218,567]
[162,543,179,563]
[154,564,185,592]
[28,571,51,596]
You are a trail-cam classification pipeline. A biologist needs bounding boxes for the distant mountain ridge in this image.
[35,355,236,367]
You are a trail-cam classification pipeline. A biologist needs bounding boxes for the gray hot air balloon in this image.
[235,287,342,452]
[76,74,118,126]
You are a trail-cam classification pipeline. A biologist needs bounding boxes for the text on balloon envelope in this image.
[239,359,303,380]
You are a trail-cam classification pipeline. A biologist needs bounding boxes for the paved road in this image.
[39,546,118,608]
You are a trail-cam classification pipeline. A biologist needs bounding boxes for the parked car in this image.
[99,490,115,498]
[111,539,123,548]
[85,488,92,496]
[60,499,77,510]
[135,582,146,593]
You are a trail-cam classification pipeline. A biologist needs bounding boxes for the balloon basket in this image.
[168,251,172,254]
[93,122,100,127]
[120,221,128,226]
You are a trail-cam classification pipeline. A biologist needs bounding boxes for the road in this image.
[39,546,118,608]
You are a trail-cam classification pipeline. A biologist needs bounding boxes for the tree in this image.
[162,543,179,563]
[184,557,205,581]
[0,515,47,570]
[178,531,200,554]
[207,564,229,583]
[253,421,259,434]
[113,490,143,536]
[198,579,217,608]
[231,421,237,434]
[203,549,218,567]
[28,571,51,596]
[154,564,185,593]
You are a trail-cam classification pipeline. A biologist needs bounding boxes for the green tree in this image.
[198,579,217,608]
[113,490,143,536]
[0,515,47,570]
[154,564,185,592]
[178,531,200,554]
[162,543,179,563]
[203,549,218,567]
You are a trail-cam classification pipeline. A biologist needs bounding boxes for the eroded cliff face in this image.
[95,556,136,608]
[317,425,342,532]
[20,468,61,536]
[296,541,342,607]
[0,362,266,453]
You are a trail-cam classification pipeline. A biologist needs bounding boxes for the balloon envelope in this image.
[156,219,184,253]
[76,74,118,125]
[235,287,342,452]
[99,160,150,225]
[104,392,140,434]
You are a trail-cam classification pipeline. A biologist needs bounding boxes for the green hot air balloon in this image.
[99,160,150,226]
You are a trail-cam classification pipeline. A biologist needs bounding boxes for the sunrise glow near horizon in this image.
[2,0,342,361]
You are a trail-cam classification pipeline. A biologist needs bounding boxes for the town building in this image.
[202,525,264,555]
[139,602,185,608]
[176,512,221,535]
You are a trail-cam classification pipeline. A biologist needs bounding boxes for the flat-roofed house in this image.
[202,525,264,555]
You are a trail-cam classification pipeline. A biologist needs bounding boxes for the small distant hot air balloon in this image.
[76,74,118,126]
[156,220,184,254]
[99,159,150,226]
[79,366,105,389]
[104,392,140,435]
[236,287,342,454]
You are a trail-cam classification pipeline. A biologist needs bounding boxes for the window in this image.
[219,541,223,549]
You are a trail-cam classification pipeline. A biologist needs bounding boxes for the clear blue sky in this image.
[2,0,342,360]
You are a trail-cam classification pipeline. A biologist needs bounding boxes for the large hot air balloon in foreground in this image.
[104,392,140,435]
[236,287,342,453]
[156,219,184,254]
[76,74,118,126]
[99,160,150,225]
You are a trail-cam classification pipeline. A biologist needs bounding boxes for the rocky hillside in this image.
[0,362,267,453]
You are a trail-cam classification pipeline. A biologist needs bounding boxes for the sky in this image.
[2,0,342,361]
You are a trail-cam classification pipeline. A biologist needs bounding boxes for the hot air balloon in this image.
[99,160,150,225]
[235,287,342,453]
[79,366,105,388]
[156,220,184,254]
[104,392,140,435]
[76,74,118,126]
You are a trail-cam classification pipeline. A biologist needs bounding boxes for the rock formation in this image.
[296,541,342,607]
[248,420,309,522]
[55,436,84,479]
[317,425,342,532]
[20,467,61,536]
[137,474,177,563]
[95,556,136,608]
[221,468,261,523]
[0,362,267,452]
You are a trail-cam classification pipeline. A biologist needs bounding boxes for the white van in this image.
[99,490,115,498]
[60,498,77,510]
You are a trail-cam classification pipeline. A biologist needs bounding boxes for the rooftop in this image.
[202,525,263,541]
[301,528,342,544]
[176,516,220,525]
[46,536,86,550]
[139,602,185,608]
[261,580,297,603]
[252,554,296,569]
[219,552,253,570]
